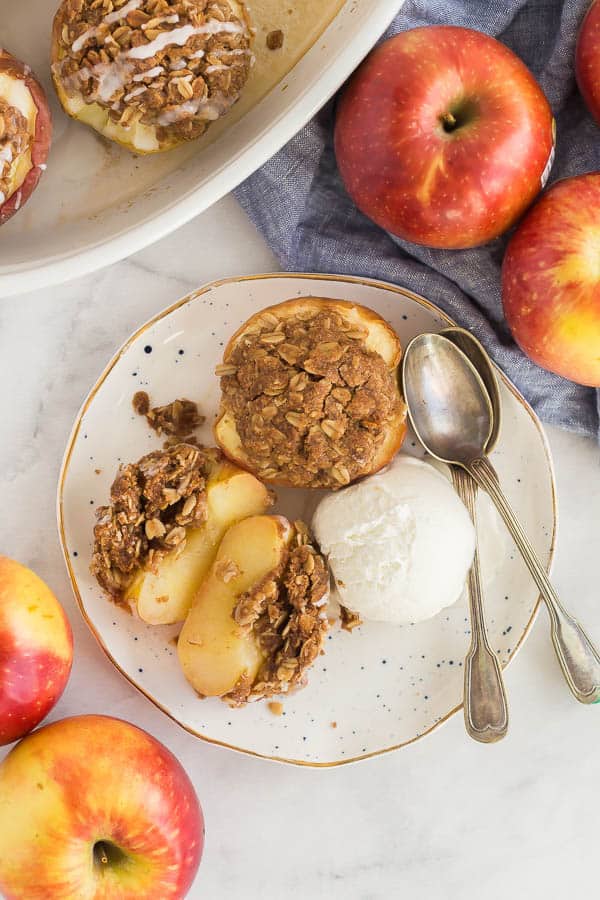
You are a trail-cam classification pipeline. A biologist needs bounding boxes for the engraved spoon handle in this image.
[452,467,508,742]
[469,456,600,705]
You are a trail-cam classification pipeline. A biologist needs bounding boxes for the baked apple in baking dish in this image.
[214,297,407,489]
[0,50,51,226]
[91,443,272,624]
[51,0,253,154]
[177,515,329,705]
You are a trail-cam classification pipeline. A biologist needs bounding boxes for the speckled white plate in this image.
[58,273,556,766]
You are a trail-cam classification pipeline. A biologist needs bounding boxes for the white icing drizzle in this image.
[124,85,146,101]
[133,65,164,81]
[0,145,13,165]
[127,20,245,60]
[38,163,47,171]
[14,190,22,211]
[71,0,144,53]
[157,91,234,126]
[189,49,205,59]
[204,64,228,74]
[74,58,134,103]
[0,191,5,204]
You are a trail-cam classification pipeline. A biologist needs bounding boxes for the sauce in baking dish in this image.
[178,0,348,147]
[238,0,347,114]
[2,0,347,233]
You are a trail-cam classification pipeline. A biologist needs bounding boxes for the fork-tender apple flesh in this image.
[0,73,36,197]
[178,515,293,698]
[53,77,166,154]
[125,464,272,625]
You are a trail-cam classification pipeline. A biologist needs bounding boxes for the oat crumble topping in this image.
[91,443,219,597]
[225,522,330,705]
[133,391,205,441]
[218,307,403,489]
[0,100,31,202]
[53,0,253,143]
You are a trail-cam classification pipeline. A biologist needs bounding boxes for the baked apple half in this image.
[177,516,330,705]
[91,444,272,625]
[215,297,407,489]
[51,0,253,154]
[0,50,52,226]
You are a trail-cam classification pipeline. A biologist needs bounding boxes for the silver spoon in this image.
[403,332,600,705]
[441,328,508,742]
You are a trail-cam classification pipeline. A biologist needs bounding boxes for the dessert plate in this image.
[58,273,556,766]
[0,1,401,297]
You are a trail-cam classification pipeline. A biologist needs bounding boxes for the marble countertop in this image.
[1,196,599,899]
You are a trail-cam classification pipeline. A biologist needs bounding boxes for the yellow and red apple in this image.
[0,715,204,899]
[502,173,600,387]
[0,556,72,746]
[0,50,52,226]
[334,26,555,249]
[576,1,600,125]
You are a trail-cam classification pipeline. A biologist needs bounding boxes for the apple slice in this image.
[178,516,330,704]
[214,297,407,490]
[0,51,52,226]
[125,459,272,625]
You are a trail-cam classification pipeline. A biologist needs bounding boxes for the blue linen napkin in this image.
[235,0,600,440]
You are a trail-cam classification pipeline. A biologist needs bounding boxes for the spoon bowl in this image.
[441,327,501,455]
[402,333,493,466]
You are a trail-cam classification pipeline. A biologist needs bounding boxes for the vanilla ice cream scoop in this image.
[312,455,475,625]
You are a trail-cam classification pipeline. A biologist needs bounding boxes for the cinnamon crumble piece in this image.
[132,390,150,416]
[218,307,404,488]
[133,392,205,442]
[266,30,284,50]
[340,605,362,632]
[91,443,219,598]
[225,522,330,705]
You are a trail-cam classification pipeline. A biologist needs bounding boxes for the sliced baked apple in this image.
[51,0,253,154]
[214,297,407,489]
[0,51,52,226]
[178,516,329,705]
[91,444,272,625]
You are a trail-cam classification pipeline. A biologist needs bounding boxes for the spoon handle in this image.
[469,456,600,705]
[453,467,509,742]
[452,467,508,744]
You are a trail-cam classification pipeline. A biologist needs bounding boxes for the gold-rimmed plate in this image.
[57,273,556,766]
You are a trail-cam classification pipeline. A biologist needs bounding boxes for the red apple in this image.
[0,715,204,899]
[502,173,600,387]
[334,26,555,249]
[576,1,600,125]
[0,556,72,746]
[0,49,52,226]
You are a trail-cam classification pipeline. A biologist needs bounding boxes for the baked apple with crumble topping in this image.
[51,0,253,154]
[91,443,272,625]
[214,297,407,489]
[178,515,329,705]
[0,50,52,226]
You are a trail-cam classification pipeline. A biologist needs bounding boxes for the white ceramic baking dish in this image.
[0,1,401,296]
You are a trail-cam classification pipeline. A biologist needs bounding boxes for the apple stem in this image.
[441,112,457,130]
